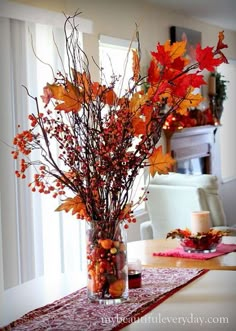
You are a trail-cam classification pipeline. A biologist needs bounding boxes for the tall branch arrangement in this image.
[12,12,228,232]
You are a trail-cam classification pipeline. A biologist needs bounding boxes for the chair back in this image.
[146,173,226,239]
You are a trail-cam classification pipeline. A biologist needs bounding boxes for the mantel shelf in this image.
[163,125,219,175]
[164,125,219,138]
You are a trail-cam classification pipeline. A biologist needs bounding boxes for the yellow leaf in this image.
[149,146,176,177]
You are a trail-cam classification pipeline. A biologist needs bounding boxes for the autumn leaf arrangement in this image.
[166,228,229,252]
[12,11,228,239]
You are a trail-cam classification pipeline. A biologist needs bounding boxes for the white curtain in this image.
[0,17,33,290]
[0,16,87,292]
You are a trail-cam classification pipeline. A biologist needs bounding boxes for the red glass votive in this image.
[128,270,142,288]
[128,259,142,288]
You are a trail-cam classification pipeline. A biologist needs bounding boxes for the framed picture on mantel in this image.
[170,26,201,64]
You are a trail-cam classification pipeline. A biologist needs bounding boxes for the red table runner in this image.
[153,243,236,260]
[1,268,207,331]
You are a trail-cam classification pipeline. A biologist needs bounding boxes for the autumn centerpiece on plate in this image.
[166,228,229,253]
[11,10,228,303]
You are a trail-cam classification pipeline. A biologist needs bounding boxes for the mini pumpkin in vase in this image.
[11,11,228,304]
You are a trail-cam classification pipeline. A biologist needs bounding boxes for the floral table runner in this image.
[1,268,208,331]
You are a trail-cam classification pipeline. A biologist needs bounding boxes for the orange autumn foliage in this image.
[55,195,89,219]
[149,146,176,177]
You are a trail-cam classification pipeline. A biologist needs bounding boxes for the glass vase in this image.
[86,221,128,304]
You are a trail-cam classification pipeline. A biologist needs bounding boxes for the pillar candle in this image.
[208,74,216,96]
[191,211,211,234]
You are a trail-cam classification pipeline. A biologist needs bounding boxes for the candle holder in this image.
[209,94,215,110]
[208,94,222,125]
[208,94,217,121]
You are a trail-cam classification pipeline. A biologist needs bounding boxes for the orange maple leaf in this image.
[149,146,175,177]
[132,103,152,135]
[73,71,118,106]
[147,80,170,103]
[165,40,187,61]
[130,93,151,135]
[73,70,94,102]
[175,88,204,115]
[73,70,90,91]
[48,81,82,112]
[103,89,117,105]
[132,116,146,135]
[55,195,88,218]
[130,92,147,112]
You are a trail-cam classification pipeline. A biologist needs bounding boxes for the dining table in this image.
[1,236,236,331]
[127,235,236,270]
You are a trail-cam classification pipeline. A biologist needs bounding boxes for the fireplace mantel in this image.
[164,125,218,175]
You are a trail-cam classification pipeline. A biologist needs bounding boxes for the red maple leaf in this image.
[196,45,223,71]
[148,58,161,84]
[171,57,186,71]
[151,43,172,67]
[186,73,206,88]
[174,74,206,92]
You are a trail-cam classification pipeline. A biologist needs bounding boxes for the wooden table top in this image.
[127,236,236,270]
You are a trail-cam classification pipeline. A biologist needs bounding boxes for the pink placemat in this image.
[1,268,207,331]
[153,243,236,259]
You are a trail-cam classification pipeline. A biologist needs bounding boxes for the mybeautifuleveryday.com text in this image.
[101,313,229,327]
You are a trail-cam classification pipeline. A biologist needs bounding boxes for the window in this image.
[32,23,87,276]
[99,35,136,95]
[99,35,147,215]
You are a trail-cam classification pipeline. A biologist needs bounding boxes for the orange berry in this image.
[110,247,117,254]
[100,239,113,250]
[113,241,120,248]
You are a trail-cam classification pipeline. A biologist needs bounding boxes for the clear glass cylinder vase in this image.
[86,221,128,304]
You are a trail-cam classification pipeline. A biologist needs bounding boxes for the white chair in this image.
[140,172,236,239]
